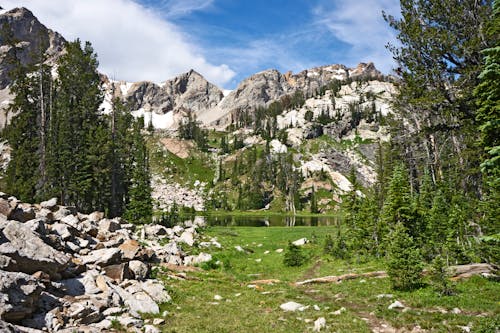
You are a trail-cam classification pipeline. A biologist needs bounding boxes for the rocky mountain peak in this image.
[0,7,66,89]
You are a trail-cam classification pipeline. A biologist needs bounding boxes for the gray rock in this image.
[40,198,57,210]
[129,260,149,281]
[164,241,181,256]
[139,280,171,303]
[60,214,80,230]
[144,325,160,333]
[178,230,194,246]
[0,220,69,278]
[9,203,35,222]
[108,283,159,317]
[388,300,405,310]
[0,319,20,332]
[183,253,212,266]
[98,219,121,235]
[0,270,43,321]
[87,211,104,222]
[35,208,53,222]
[80,248,122,267]
[51,223,73,240]
[144,224,168,238]
[23,218,46,235]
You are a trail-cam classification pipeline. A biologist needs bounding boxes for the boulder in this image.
[0,220,69,278]
[0,198,13,218]
[280,301,307,312]
[51,223,73,240]
[87,211,104,222]
[35,209,54,222]
[313,317,326,332]
[292,238,308,246]
[138,280,171,303]
[118,239,142,260]
[108,284,159,317]
[103,263,132,282]
[0,270,43,322]
[98,219,121,235]
[40,198,57,211]
[183,253,212,266]
[128,260,149,280]
[178,230,194,246]
[80,248,122,267]
[60,215,80,230]
[9,204,35,222]
[23,219,46,235]
[144,225,168,238]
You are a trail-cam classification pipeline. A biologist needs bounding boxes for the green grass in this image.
[153,227,500,332]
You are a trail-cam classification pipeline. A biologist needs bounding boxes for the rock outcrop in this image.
[0,194,211,332]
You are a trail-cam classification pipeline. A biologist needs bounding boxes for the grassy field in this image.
[150,226,500,333]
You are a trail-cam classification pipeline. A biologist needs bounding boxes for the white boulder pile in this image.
[0,193,208,332]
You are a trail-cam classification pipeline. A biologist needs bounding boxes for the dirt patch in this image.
[160,138,194,159]
[301,259,323,280]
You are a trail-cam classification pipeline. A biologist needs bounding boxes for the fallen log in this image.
[294,263,495,286]
[295,271,387,286]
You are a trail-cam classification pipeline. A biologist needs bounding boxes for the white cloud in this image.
[159,0,215,18]
[2,0,235,87]
[313,0,400,73]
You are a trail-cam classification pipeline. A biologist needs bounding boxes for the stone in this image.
[40,198,57,210]
[178,230,194,246]
[152,318,165,325]
[35,208,54,222]
[0,270,43,321]
[103,263,132,282]
[129,260,149,280]
[331,307,346,315]
[292,238,308,246]
[118,239,142,260]
[275,248,284,253]
[280,301,307,312]
[61,272,101,296]
[138,280,171,304]
[0,220,69,278]
[388,301,405,310]
[164,241,181,256]
[80,248,122,267]
[313,317,326,332]
[109,283,159,317]
[145,224,168,238]
[183,253,212,266]
[23,218,46,235]
[87,211,104,222]
[52,207,72,221]
[51,223,73,240]
[214,295,223,301]
[9,203,35,222]
[98,219,121,235]
[144,324,160,333]
[167,255,183,265]
[0,319,20,332]
[172,225,184,235]
[60,214,80,230]
[0,198,13,218]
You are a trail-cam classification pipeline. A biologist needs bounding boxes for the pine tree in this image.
[124,118,152,224]
[386,222,424,291]
[380,163,417,239]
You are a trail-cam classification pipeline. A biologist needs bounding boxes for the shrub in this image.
[428,255,455,296]
[283,241,307,267]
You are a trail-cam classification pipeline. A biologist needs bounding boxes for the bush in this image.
[283,241,307,267]
[386,223,424,290]
[428,255,455,296]
[324,230,349,260]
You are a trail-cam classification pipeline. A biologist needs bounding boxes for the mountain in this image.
[0,7,388,131]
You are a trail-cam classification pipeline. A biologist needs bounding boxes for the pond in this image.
[202,214,340,227]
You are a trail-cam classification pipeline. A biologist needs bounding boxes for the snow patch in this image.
[131,108,174,129]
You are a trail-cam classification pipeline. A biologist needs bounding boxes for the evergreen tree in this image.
[386,222,424,291]
[124,118,152,224]
[310,185,318,214]
[380,163,417,239]
[474,0,500,235]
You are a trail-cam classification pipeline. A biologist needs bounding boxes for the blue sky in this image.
[3,0,400,89]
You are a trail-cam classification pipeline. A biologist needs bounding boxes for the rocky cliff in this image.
[0,7,388,131]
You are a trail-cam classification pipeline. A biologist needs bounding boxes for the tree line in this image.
[0,37,152,223]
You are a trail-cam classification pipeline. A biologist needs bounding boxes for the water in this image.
[202,214,340,227]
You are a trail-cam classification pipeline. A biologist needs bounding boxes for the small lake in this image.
[202,214,340,227]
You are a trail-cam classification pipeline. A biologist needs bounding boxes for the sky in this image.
[2,0,401,89]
